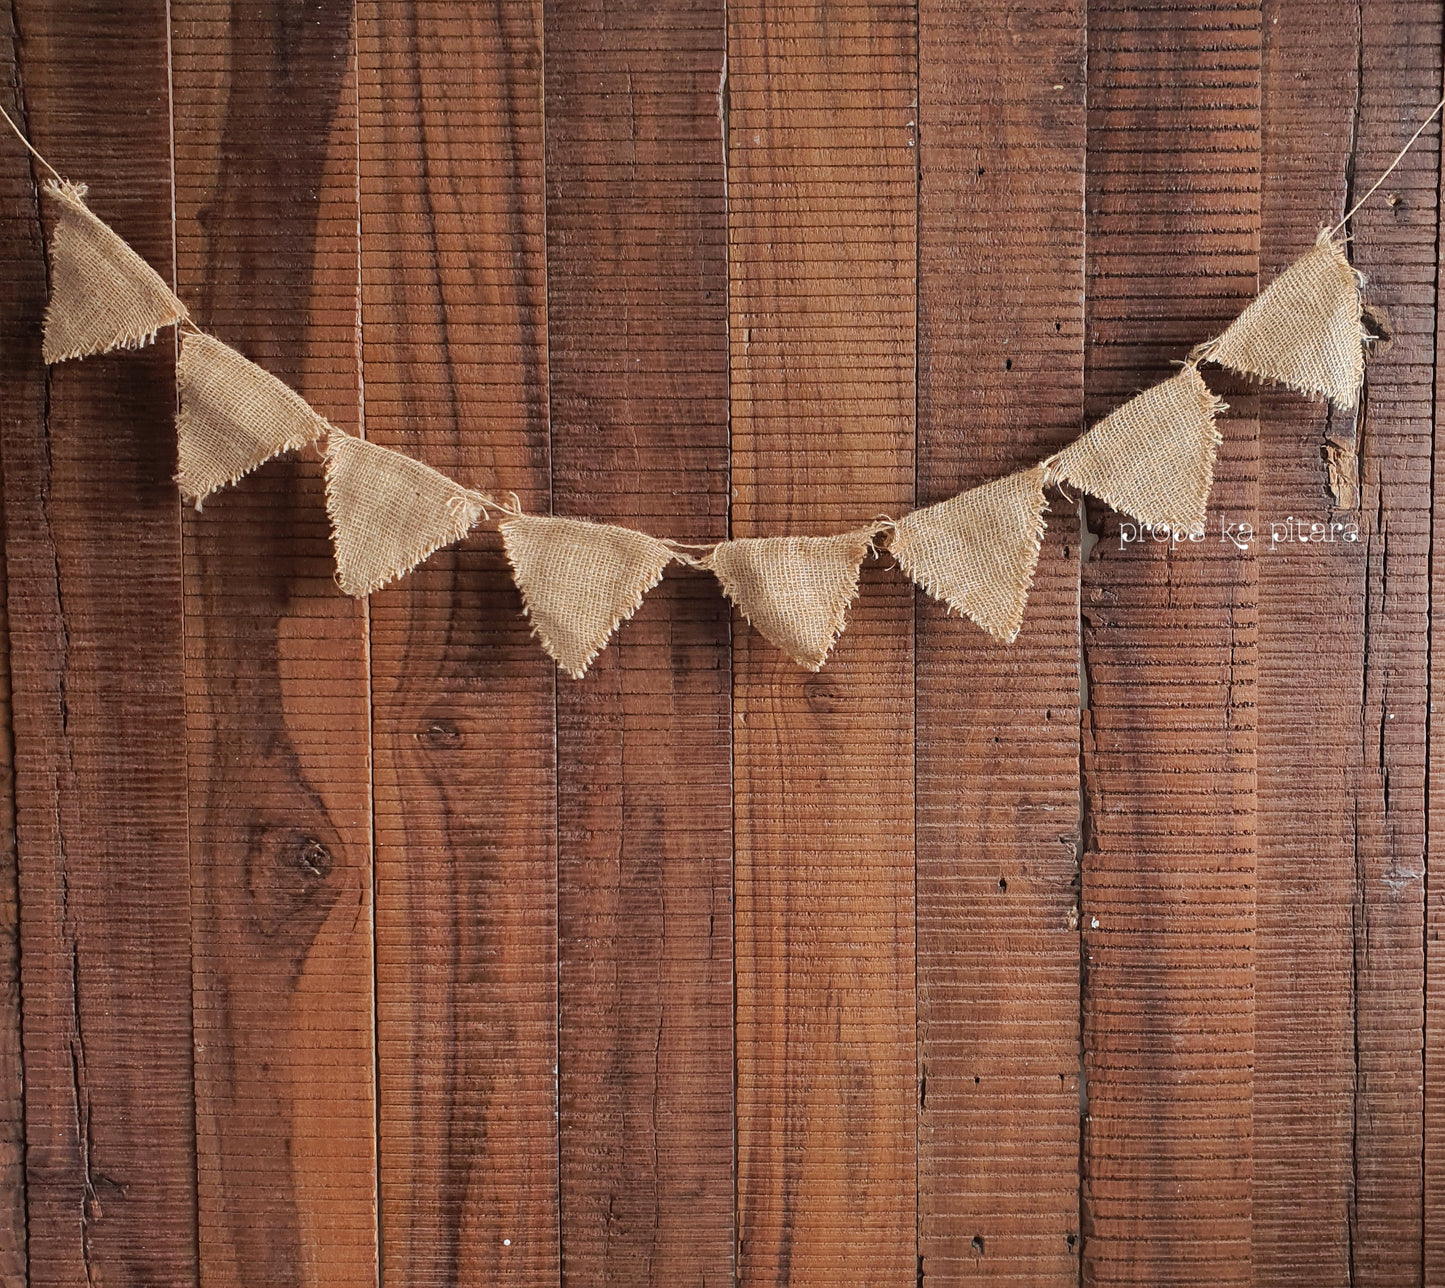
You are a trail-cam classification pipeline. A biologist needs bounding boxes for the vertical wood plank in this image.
[356,5,560,1284]
[170,4,378,1284]
[1429,8,1445,1277]
[1,3,199,1284]
[727,0,917,1280]
[1252,4,1360,1278]
[1080,4,1260,1282]
[543,0,735,1281]
[0,13,29,1282]
[915,0,1086,1282]
[0,493,17,1288]
[1345,4,1439,1277]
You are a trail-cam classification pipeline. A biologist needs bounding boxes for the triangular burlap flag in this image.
[324,434,484,597]
[1048,365,1224,531]
[704,529,876,670]
[1203,230,1367,409]
[889,466,1047,644]
[41,180,187,363]
[176,332,331,506]
[500,516,676,679]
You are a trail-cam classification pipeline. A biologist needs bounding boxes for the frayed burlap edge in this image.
[323,433,486,598]
[704,527,880,671]
[890,467,1048,645]
[1195,228,1370,410]
[499,516,676,680]
[41,180,188,363]
[176,332,333,508]
[1046,365,1226,532]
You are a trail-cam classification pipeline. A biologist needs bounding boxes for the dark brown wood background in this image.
[0,0,1441,1283]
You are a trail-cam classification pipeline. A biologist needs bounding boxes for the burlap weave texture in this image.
[1048,364,1224,531]
[501,516,675,679]
[889,466,1048,643]
[705,530,876,670]
[41,180,187,364]
[176,332,331,505]
[325,433,484,597]
[1206,230,1366,409]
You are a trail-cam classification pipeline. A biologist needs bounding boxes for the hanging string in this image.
[1330,92,1445,237]
[0,100,64,184]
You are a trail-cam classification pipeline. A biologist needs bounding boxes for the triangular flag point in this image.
[890,466,1047,643]
[177,333,331,505]
[705,530,875,670]
[1049,365,1224,532]
[1205,230,1367,409]
[501,515,675,679]
[324,434,483,597]
[41,180,187,363]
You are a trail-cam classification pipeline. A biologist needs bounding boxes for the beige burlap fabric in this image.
[176,332,331,506]
[1048,365,1224,531]
[1204,230,1366,409]
[500,516,675,679]
[705,529,876,670]
[889,466,1047,644]
[324,434,484,597]
[41,180,187,364]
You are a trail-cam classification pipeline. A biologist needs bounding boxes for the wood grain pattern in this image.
[544,0,735,1279]
[0,15,28,1284]
[356,4,559,1284]
[170,4,377,1284]
[728,1,917,1281]
[1252,3,1360,1277]
[915,0,1086,1282]
[3,5,1445,1282]
[2,4,199,1285]
[1343,4,1439,1276]
[1429,13,1445,1275]
[1081,4,1260,1282]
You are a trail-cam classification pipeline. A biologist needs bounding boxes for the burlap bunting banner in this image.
[25,148,1395,676]
[1047,364,1224,532]
[889,466,1048,644]
[324,434,485,597]
[1201,230,1367,409]
[41,180,187,363]
[704,530,878,670]
[500,516,676,679]
[177,332,332,506]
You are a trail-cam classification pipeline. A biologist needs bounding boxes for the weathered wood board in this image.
[0,2,1442,1285]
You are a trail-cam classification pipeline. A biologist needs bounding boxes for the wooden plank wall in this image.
[1,2,1444,1285]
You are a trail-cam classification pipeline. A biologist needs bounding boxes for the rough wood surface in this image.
[543,0,735,1279]
[1342,5,1439,1276]
[170,4,377,1284]
[915,0,1086,1282]
[2,3,1445,1284]
[1,5,200,1286]
[357,5,560,1284]
[1253,3,1360,1277]
[0,16,27,1284]
[1430,22,1445,1277]
[1081,4,1260,1282]
[728,2,917,1282]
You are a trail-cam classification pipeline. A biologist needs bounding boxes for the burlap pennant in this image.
[41,180,187,364]
[705,529,876,670]
[324,434,484,597]
[1048,364,1224,531]
[1202,230,1367,409]
[176,332,331,506]
[500,516,676,679]
[889,466,1047,644]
